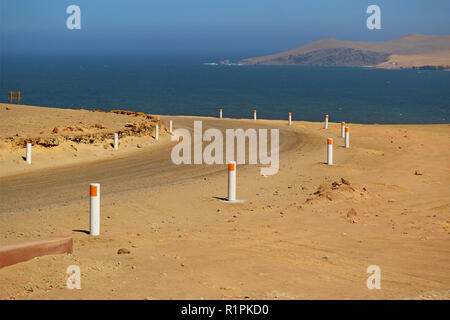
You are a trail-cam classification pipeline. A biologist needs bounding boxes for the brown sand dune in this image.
[0,106,449,299]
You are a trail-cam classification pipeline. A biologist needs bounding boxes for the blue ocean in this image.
[1,54,449,124]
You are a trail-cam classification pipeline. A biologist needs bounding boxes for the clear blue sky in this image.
[1,0,449,56]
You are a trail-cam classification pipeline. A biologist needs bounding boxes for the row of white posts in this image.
[25,121,172,164]
[220,108,294,124]
[326,117,350,165]
[110,120,167,151]
[33,111,350,236]
[217,108,352,163]
[217,109,351,201]
[27,132,126,160]
[219,109,351,198]
[22,116,172,236]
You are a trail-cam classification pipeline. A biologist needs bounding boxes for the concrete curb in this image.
[0,236,73,269]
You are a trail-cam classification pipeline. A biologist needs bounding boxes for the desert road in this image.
[0,117,301,214]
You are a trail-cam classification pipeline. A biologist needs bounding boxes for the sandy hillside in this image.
[239,34,450,69]
[0,104,169,177]
[0,105,449,300]
[378,50,450,69]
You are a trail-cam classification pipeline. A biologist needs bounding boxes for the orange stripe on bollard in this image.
[345,127,349,132]
[90,185,98,197]
[327,138,333,145]
[228,163,235,171]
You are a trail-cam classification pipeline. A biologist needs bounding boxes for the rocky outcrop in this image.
[6,114,165,149]
[255,48,391,67]
[109,110,156,120]
[304,178,370,204]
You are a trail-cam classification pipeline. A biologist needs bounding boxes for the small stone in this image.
[117,248,130,255]
[24,285,34,292]
[347,208,359,223]
[331,181,340,188]
[341,178,350,185]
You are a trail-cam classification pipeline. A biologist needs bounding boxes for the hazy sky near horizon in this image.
[1,0,449,56]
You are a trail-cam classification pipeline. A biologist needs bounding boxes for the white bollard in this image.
[228,161,236,201]
[345,127,350,148]
[327,138,333,165]
[155,125,159,140]
[26,143,32,164]
[114,133,118,150]
[90,183,100,236]
[288,112,292,126]
[169,120,173,133]
[341,122,346,138]
[324,115,329,129]
[219,108,222,119]
[253,110,257,120]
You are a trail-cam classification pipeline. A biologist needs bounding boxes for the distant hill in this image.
[239,34,450,69]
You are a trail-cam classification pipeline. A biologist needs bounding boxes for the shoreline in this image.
[3,102,449,126]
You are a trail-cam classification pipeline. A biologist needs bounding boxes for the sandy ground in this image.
[377,51,450,69]
[0,105,449,300]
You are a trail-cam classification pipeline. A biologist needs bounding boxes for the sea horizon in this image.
[1,53,449,124]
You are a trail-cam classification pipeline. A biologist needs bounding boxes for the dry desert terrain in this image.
[0,104,449,299]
